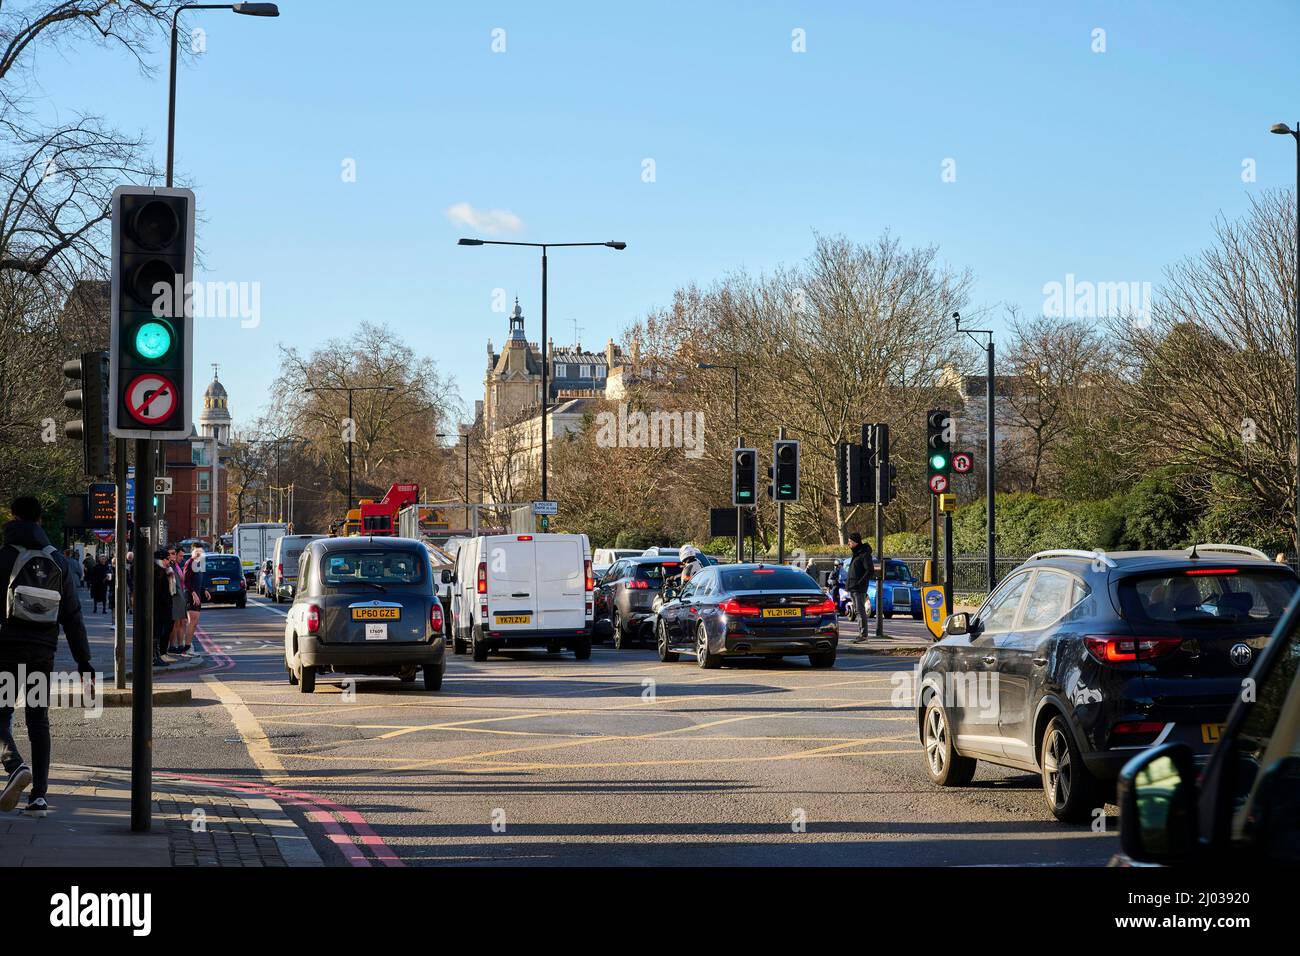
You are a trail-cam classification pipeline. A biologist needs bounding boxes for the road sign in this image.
[126,468,135,516]
[953,452,973,474]
[154,477,173,495]
[928,474,949,494]
[124,372,178,425]
[531,500,558,516]
[921,584,948,640]
[88,483,116,528]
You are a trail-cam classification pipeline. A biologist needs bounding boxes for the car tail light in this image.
[1085,636,1182,663]
[306,604,321,634]
[628,580,650,589]
[1113,721,1167,737]
[517,535,533,541]
[719,598,761,616]
[585,559,593,592]
[804,598,836,614]
[430,603,443,634]
[477,561,487,595]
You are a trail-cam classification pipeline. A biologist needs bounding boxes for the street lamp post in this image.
[305,385,394,513]
[955,312,997,592]
[458,238,626,501]
[1271,122,1300,559]
[698,362,743,560]
[166,3,279,188]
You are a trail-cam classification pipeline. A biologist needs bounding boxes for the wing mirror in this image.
[944,612,974,636]
[1118,743,1198,864]
[441,570,454,584]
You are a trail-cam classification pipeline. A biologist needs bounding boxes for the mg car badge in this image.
[1229,642,1253,667]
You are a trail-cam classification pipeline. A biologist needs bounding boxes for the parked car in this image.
[448,532,593,661]
[271,534,326,603]
[592,548,642,579]
[917,545,1299,822]
[1114,579,1300,865]
[283,537,444,693]
[654,563,838,669]
[202,553,247,608]
[595,556,683,649]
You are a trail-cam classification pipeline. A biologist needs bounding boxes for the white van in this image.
[271,534,326,603]
[448,533,593,661]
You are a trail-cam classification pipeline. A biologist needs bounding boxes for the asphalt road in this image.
[50,593,1119,866]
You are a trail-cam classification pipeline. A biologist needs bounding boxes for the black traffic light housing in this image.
[772,439,800,502]
[62,351,111,477]
[926,409,952,495]
[732,448,758,506]
[109,186,195,439]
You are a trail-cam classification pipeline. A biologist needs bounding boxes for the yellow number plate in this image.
[762,607,802,618]
[495,614,531,625]
[213,578,229,585]
[1201,722,1226,744]
[352,607,400,621]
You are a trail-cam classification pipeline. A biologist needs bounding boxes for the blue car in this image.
[827,558,923,620]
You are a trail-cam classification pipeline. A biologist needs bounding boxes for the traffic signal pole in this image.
[130,438,154,832]
[986,340,997,592]
[776,427,786,565]
[736,436,745,563]
[114,439,128,690]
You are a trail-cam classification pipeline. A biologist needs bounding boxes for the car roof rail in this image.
[1187,543,1271,561]
[1030,549,1116,568]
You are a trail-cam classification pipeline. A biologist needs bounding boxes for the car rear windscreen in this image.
[721,567,820,591]
[205,557,240,572]
[635,562,681,584]
[1117,568,1298,634]
[322,550,423,585]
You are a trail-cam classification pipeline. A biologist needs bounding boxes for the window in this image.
[1118,569,1297,636]
[198,472,211,492]
[979,572,1030,635]
[197,518,211,537]
[322,549,424,585]
[1020,571,1074,630]
[719,567,819,591]
[580,365,593,378]
[198,494,210,514]
[554,363,567,378]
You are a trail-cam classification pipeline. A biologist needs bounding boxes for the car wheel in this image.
[656,619,679,662]
[423,663,443,691]
[695,623,721,669]
[923,696,976,786]
[809,649,836,668]
[286,654,298,686]
[612,609,626,650]
[471,628,489,662]
[1040,715,1101,823]
[299,664,316,694]
[573,636,592,660]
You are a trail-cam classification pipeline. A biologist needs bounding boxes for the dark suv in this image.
[917,545,1298,822]
[595,556,683,649]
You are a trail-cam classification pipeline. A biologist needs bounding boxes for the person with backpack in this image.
[0,496,94,816]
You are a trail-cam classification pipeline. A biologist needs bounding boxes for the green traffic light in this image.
[930,453,949,470]
[135,321,172,360]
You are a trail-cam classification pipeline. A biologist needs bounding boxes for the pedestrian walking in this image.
[152,549,174,668]
[87,556,109,613]
[845,532,875,643]
[182,543,210,652]
[0,496,94,817]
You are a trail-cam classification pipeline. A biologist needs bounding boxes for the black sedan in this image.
[654,564,838,669]
[202,553,247,608]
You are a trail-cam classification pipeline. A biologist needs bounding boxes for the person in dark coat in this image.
[845,532,875,642]
[87,557,109,613]
[0,496,94,816]
[151,549,174,668]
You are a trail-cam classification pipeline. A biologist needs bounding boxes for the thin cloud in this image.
[445,202,524,236]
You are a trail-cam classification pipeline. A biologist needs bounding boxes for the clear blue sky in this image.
[36,0,1300,424]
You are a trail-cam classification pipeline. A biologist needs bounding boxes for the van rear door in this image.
[536,536,585,630]
[486,536,539,632]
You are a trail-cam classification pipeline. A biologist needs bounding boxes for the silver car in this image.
[283,537,445,693]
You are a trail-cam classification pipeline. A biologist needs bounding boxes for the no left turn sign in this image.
[125,372,177,425]
[928,474,949,494]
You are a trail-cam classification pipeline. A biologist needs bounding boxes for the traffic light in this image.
[109,186,195,439]
[871,423,892,504]
[926,409,952,495]
[732,448,757,506]
[772,439,800,502]
[62,351,110,477]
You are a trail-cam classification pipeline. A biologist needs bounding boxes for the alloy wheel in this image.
[1042,726,1072,810]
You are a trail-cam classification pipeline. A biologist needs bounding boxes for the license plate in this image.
[762,607,802,618]
[364,623,388,641]
[352,607,400,620]
[213,578,229,586]
[1201,722,1227,744]
[495,614,531,625]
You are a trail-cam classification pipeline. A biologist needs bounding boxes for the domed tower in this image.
[199,368,232,445]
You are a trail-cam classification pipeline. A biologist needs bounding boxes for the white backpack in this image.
[5,545,63,626]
